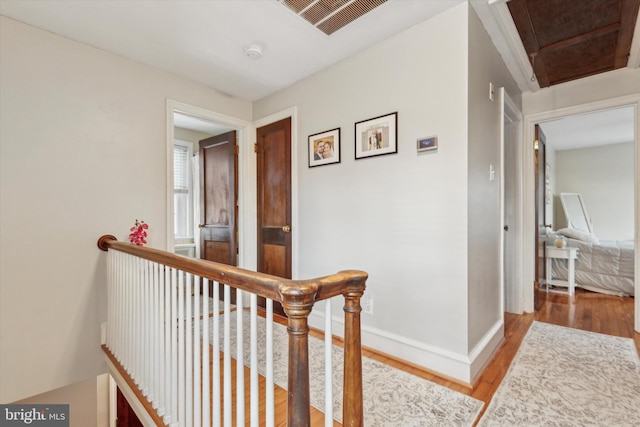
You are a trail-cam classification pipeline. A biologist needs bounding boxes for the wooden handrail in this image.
[98,235,366,426]
[98,235,366,303]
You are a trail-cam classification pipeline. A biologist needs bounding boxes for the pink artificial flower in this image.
[129,219,149,246]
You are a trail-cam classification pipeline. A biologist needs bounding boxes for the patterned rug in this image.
[207,310,483,426]
[478,321,640,426]
[186,295,235,319]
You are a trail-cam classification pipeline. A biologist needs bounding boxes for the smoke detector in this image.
[244,44,263,59]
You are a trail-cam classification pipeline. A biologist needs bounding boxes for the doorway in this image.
[166,102,299,306]
[501,88,524,315]
[522,96,639,331]
[166,100,251,266]
[533,124,548,312]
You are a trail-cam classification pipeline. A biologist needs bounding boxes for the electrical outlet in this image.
[362,296,373,314]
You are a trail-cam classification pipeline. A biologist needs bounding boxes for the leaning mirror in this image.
[559,192,593,234]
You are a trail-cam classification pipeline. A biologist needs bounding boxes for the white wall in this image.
[466,6,520,356]
[464,5,524,379]
[555,142,634,240]
[174,127,211,146]
[523,68,640,115]
[255,3,469,372]
[253,4,516,382]
[0,16,252,403]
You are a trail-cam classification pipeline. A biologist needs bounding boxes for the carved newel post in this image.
[280,283,317,427]
[342,282,365,427]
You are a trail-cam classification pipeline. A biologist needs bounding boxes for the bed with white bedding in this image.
[548,229,635,296]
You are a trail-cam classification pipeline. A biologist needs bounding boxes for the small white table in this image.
[545,246,579,296]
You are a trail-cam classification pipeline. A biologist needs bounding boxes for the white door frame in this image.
[500,88,524,314]
[165,100,252,267]
[521,94,640,331]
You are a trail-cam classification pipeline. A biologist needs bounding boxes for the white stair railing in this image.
[98,235,367,427]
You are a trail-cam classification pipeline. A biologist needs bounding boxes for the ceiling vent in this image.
[279,0,388,35]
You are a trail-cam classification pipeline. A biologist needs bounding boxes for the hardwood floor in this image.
[357,289,638,426]
[226,291,638,426]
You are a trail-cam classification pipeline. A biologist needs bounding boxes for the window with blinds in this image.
[174,141,193,239]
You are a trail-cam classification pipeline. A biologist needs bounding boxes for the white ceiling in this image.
[174,112,233,136]
[540,106,636,152]
[1,0,635,147]
[0,0,464,101]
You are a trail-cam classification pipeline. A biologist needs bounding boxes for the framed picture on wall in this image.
[308,128,340,167]
[354,112,398,159]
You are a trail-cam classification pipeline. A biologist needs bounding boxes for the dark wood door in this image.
[116,388,142,427]
[534,124,547,311]
[199,131,238,301]
[256,117,292,317]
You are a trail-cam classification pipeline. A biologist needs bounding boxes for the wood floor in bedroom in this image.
[357,289,638,426]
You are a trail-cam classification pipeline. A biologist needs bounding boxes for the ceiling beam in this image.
[539,23,620,53]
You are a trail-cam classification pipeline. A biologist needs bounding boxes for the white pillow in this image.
[558,228,599,244]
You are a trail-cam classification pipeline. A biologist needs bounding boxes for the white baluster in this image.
[120,252,126,366]
[325,299,333,427]
[106,250,112,350]
[178,271,186,427]
[150,261,158,407]
[193,276,201,427]
[137,257,143,388]
[106,250,112,351]
[161,264,171,424]
[150,263,155,407]
[170,267,178,426]
[212,282,221,426]
[114,251,121,363]
[130,255,136,381]
[236,290,244,426]
[115,251,121,360]
[185,273,193,427]
[156,262,165,416]
[133,254,139,376]
[122,253,129,373]
[127,254,135,377]
[143,259,150,397]
[250,294,258,427]
[202,278,210,427]
[266,298,274,427]
[223,285,231,427]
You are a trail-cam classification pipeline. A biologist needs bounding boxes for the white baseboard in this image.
[469,319,505,382]
[309,311,504,385]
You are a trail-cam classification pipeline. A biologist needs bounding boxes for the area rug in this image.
[186,296,235,319]
[207,310,483,426]
[478,321,640,426]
